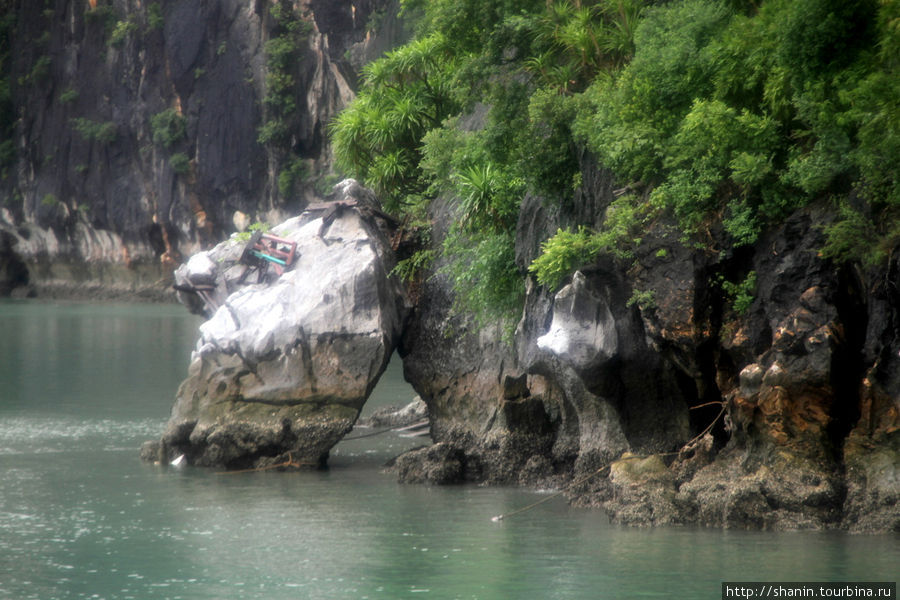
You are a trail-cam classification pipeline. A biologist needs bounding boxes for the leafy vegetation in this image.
[529,227,600,290]
[150,108,186,148]
[84,4,117,37]
[721,271,757,315]
[18,55,51,86]
[330,0,900,332]
[169,152,190,175]
[150,108,191,175]
[626,288,656,311]
[257,2,313,201]
[146,3,163,30]
[59,88,79,104]
[258,3,310,146]
[109,17,137,46]
[575,0,896,259]
[71,118,117,144]
[392,247,436,283]
[278,156,308,198]
[233,221,270,243]
[331,32,463,212]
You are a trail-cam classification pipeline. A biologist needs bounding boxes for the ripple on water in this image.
[0,416,165,455]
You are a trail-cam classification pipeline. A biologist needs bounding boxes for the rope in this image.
[491,402,726,522]
[215,453,317,475]
[340,427,395,441]
[340,420,430,441]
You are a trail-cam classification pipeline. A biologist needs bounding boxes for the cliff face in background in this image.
[0,0,396,296]
[4,1,897,533]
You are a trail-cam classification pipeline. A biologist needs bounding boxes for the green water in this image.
[0,301,897,600]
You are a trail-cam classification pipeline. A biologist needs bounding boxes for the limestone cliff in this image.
[396,152,898,533]
[0,0,397,297]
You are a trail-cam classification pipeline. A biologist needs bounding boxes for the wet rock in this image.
[842,262,900,532]
[397,190,547,484]
[600,205,856,530]
[394,443,466,485]
[675,451,844,530]
[0,228,29,296]
[605,453,682,526]
[149,180,407,469]
[843,438,900,533]
[520,261,692,479]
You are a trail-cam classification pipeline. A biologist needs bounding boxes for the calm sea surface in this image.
[0,300,897,599]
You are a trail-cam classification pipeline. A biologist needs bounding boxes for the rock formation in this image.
[395,154,898,533]
[6,1,897,533]
[0,0,398,298]
[141,180,408,468]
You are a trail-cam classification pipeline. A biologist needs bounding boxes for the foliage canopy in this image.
[331,0,900,330]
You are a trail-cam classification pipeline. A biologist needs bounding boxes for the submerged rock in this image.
[142,180,408,469]
[394,443,468,485]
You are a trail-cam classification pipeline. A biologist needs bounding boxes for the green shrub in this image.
[150,109,186,148]
[721,270,757,315]
[109,18,137,46]
[277,157,308,198]
[626,288,656,310]
[328,0,900,334]
[392,248,436,283]
[441,227,524,340]
[59,88,79,103]
[85,5,116,35]
[234,221,270,243]
[514,86,581,199]
[23,55,51,84]
[71,118,117,144]
[528,193,646,289]
[257,119,288,146]
[331,33,461,211]
[454,163,522,232]
[169,152,190,175]
[529,227,600,290]
[570,0,894,259]
[146,3,164,30]
[257,3,310,148]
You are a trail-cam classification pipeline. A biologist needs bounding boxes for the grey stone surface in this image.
[145,181,408,469]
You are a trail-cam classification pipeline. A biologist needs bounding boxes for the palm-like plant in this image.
[525,0,645,93]
[454,163,521,232]
[330,33,462,211]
